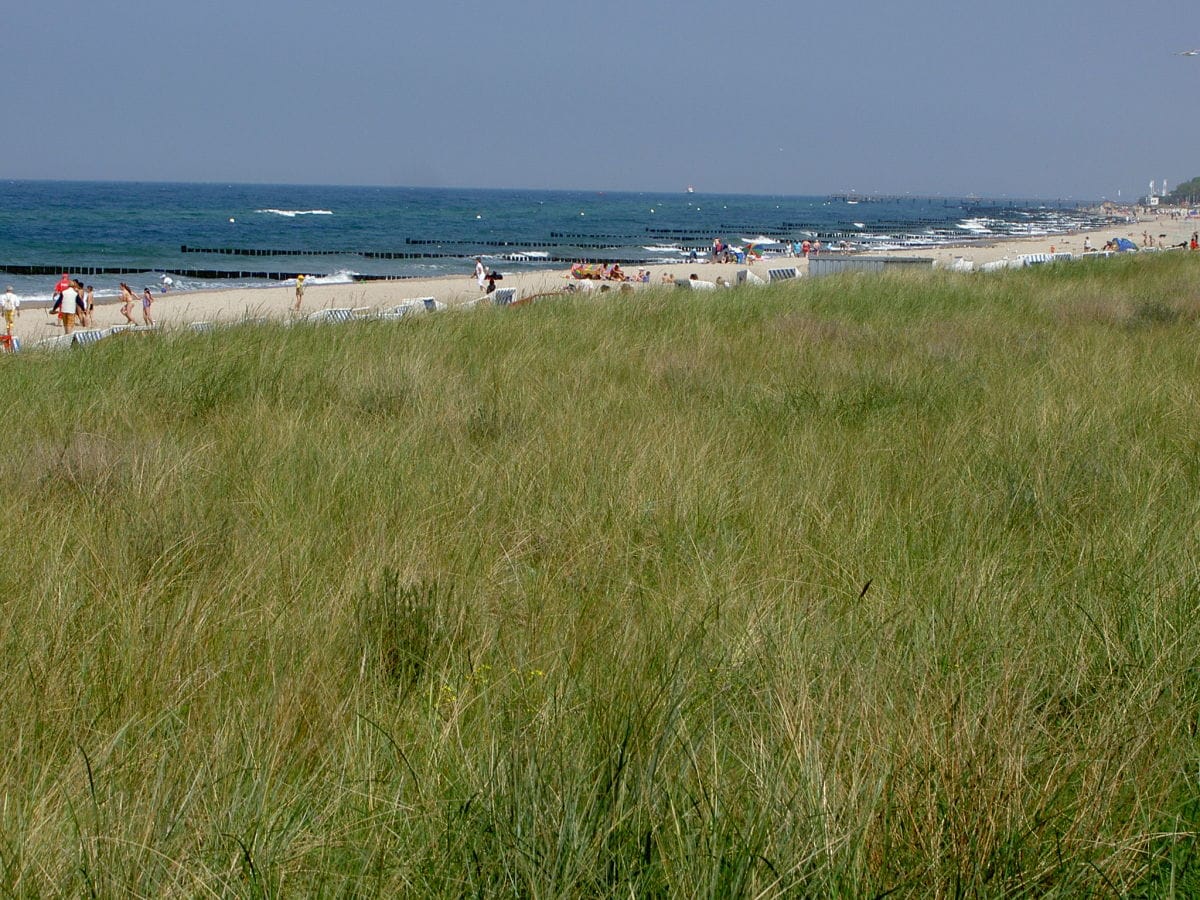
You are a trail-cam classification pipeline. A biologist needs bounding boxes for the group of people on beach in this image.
[49,275,94,333]
[709,236,826,264]
[42,274,156,334]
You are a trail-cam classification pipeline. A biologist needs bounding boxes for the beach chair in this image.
[384,297,445,316]
[377,298,423,319]
[189,321,216,332]
[1018,253,1053,266]
[675,278,716,291]
[768,267,799,282]
[304,307,355,324]
[71,328,110,347]
[491,287,516,307]
[33,334,76,351]
[375,306,411,321]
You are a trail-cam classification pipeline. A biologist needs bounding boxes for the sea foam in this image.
[256,209,335,218]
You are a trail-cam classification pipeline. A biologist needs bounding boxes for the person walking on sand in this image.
[474,257,486,291]
[142,287,154,326]
[294,274,305,312]
[1,286,19,335]
[82,284,95,328]
[118,283,137,325]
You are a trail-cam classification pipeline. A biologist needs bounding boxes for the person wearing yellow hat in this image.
[294,274,306,312]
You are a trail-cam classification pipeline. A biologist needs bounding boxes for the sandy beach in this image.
[11,211,1197,346]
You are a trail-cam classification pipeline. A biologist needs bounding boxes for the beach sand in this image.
[12,212,1196,345]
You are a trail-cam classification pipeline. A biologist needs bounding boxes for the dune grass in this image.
[1,253,1199,895]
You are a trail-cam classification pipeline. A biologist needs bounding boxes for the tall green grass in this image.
[1,253,1198,895]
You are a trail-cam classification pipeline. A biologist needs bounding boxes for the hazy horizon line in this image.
[0,176,1104,205]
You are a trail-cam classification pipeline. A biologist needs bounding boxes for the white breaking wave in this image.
[256,209,335,218]
[306,270,357,285]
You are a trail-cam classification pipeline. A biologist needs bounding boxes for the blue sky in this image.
[4,0,1196,200]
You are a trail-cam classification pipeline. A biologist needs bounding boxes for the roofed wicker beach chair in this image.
[71,328,110,347]
[1018,253,1053,267]
[377,297,443,319]
[32,334,76,351]
[767,266,799,282]
[302,309,352,326]
[458,290,514,310]
[675,278,716,291]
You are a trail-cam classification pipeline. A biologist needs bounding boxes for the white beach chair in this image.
[375,306,412,321]
[304,307,355,324]
[71,328,110,347]
[491,288,516,307]
[1018,253,1053,266]
[768,267,799,282]
[189,321,216,332]
[380,297,446,318]
[675,278,716,291]
[32,334,76,351]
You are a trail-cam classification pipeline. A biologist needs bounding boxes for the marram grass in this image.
[2,253,1199,896]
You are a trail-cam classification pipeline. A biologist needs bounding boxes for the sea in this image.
[0,180,1118,304]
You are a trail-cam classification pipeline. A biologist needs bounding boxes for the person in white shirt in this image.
[60,280,82,334]
[0,287,19,335]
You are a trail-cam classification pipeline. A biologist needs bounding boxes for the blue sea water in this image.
[0,180,1110,303]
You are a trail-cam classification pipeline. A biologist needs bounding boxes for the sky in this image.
[4,0,1197,201]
